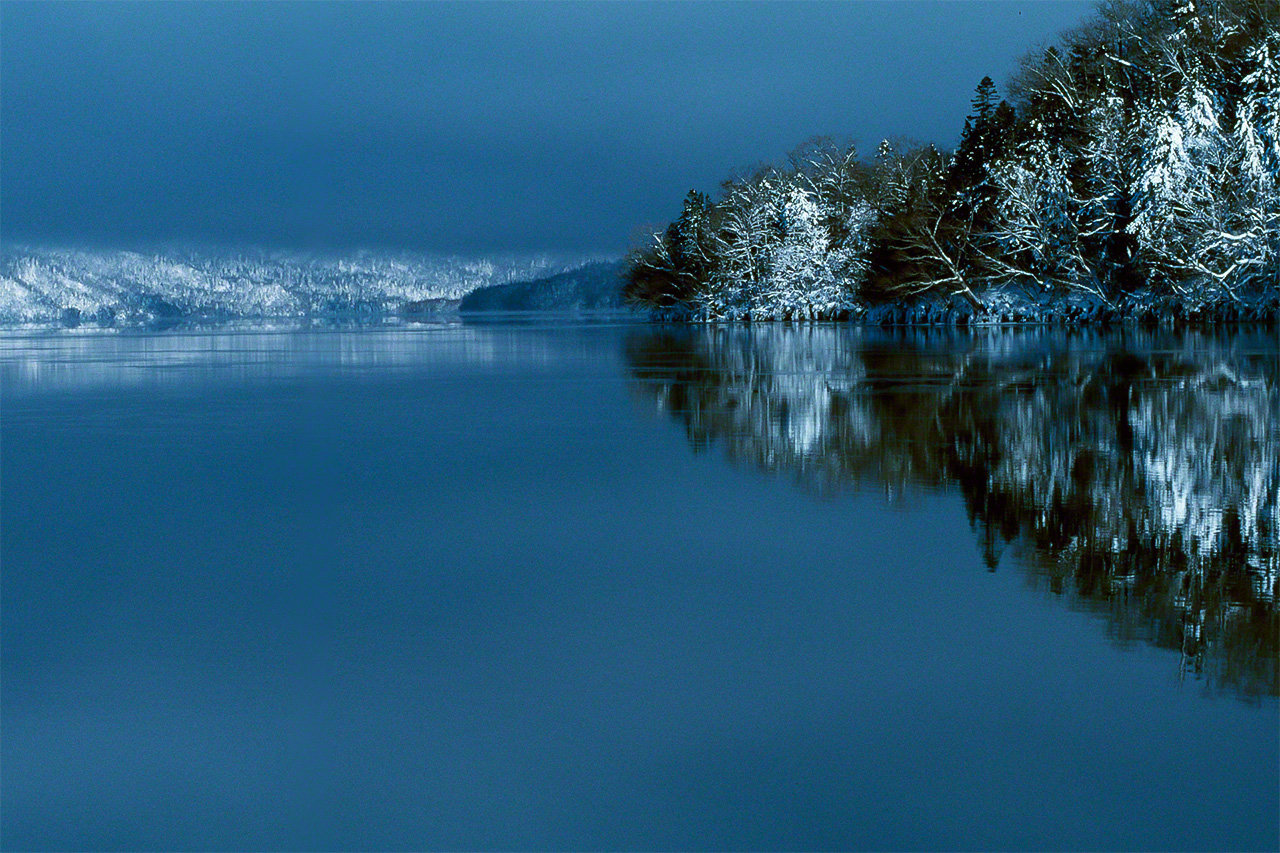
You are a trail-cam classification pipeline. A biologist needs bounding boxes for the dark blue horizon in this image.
[1,1,1093,255]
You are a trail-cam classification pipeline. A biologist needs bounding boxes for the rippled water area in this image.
[2,322,1277,850]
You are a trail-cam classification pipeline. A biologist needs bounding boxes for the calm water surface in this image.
[2,322,1277,850]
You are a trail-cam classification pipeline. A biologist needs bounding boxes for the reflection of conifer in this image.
[625,327,1279,699]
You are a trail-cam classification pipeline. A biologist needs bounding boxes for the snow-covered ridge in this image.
[0,246,605,325]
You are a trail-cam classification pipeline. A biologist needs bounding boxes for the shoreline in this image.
[3,287,1278,331]
[644,290,1280,326]
[3,304,1278,333]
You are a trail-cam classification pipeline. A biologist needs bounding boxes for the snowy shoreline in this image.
[646,288,1280,326]
[1,246,1275,330]
[3,297,1276,331]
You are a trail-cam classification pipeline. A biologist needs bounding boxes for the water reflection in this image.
[626,326,1280,699]
[0,321,613,393]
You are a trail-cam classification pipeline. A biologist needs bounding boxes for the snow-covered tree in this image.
[625,0,1280,321]
[985,141,1101,298]
[1130,66,1275,303]
[1233,30,1280,290]
[758,187,865,319]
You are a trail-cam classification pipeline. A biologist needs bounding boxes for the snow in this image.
[0,247,604,326]
[627,1,1280,323]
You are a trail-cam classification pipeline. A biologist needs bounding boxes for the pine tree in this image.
[972,76,999,121]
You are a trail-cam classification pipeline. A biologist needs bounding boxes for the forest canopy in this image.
[624,0,1280,322]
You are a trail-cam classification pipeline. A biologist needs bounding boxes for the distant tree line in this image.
[624,0,1280,321]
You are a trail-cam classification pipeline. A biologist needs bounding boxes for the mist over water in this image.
[2,322,1276,850]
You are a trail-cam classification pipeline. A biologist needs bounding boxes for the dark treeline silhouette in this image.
[625,325,1279,698]
[625,0,1280,322]
[458,261,629,313]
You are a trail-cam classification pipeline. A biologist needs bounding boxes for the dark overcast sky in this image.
[1,1,1093,254]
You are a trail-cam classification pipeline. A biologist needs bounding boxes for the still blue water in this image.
[2,322,1277,850]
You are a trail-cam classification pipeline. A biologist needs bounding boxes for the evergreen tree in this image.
[972,76,999,121]
[625,0,1280,320]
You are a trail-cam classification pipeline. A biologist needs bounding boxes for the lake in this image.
[2,321,1277,850]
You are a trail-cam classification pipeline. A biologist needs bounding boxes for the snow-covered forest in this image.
[625,0,1280,322]
[626,325,1279,697]
[0,247,597,326]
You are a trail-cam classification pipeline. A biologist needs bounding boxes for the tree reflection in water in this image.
[626,326,1279,700]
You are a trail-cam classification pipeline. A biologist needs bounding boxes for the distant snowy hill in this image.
[0,247,604,325]
[458,260,631,313]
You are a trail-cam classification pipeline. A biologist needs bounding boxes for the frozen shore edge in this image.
[643,289,1280,326]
